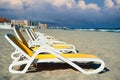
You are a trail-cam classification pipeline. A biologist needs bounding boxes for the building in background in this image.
[0,18,12,29]
[39,23,48,29]
[11,19,30,27]
[31,22,39,26]
[0,17,9,23]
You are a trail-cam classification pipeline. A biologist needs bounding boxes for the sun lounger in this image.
[28,28,72,45]
[26,28,76,49]
[5,34,105,74]
[30,28,56,41]
[14,26,77,53]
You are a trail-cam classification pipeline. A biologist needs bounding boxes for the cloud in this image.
[51,0,66,7]
[104,0,114,8]
[46,0,76,9]
[66,0,76,9]
[0,0,24,10]
[77,1,86,9]
[115,0,120,6]
[77,0,101,11]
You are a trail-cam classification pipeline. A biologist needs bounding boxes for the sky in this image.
[0,0,120,28]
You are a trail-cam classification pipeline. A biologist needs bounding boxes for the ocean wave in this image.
[98,29,120,32]
[68,28,120,33]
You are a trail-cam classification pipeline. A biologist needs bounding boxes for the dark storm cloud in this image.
[0,0,120,28]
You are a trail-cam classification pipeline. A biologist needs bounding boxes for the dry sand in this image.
[0,29,120,80]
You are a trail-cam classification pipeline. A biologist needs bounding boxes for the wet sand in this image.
[0,29,120,80]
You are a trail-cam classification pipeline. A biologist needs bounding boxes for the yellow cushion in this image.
[35,53,97,59]
[53,45,72,49]
[9,34,97,60]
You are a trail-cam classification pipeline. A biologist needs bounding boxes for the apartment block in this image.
[0,18,9,23]
[11,19,30,27]
[39,23,48,29]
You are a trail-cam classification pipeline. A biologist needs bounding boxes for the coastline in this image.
[0,29,120,80]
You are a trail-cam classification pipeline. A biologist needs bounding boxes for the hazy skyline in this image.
[0,0,120,28]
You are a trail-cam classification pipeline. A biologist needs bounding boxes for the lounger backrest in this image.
[5,34,34,58]
[29,28,36,39]
[25,28,35,41]
[14,25,28,46]
[32,28,36,32]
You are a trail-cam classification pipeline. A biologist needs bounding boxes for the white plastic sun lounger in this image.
[29,28,57,41]
[5,34,105,74]
[27,28,75,47]
[14,26,77,53]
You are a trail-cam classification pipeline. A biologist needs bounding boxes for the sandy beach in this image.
[0,29,120,80]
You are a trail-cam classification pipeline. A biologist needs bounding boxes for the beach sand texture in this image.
[0,29,120,80]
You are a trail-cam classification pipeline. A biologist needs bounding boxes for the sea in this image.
[62,28,120,33]
[48,26,120,33]
[68,28,120,33]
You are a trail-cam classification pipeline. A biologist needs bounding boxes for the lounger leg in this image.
[9,52,40,74]
[51,51,105,74]
[11,50,20,60]
[45,45,105,74]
